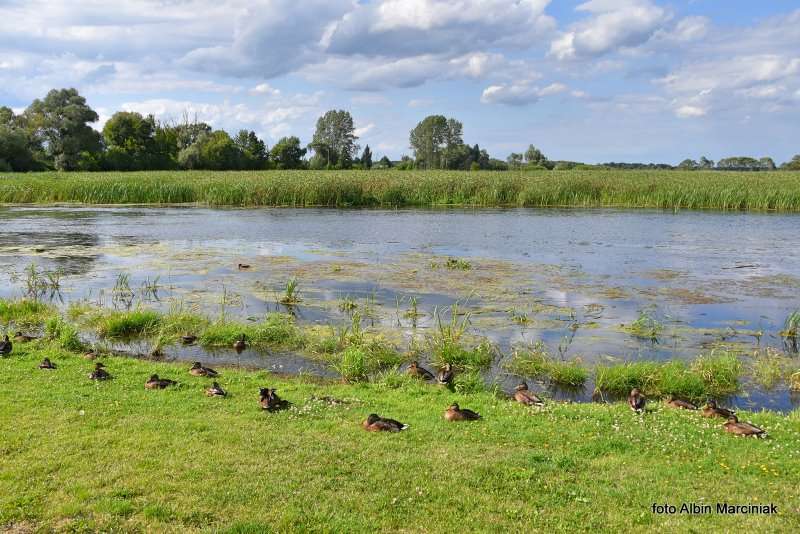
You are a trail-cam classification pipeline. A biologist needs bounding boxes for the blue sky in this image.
[1,0,798,164]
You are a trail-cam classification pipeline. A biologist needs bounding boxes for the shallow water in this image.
[1,206,798,411]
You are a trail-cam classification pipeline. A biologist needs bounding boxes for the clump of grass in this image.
[452,369,487,394]
[44,316,83,352]
[403,296,422,320]
[690,351,742,396]
[505,342,588,387]
[140,276,161,300]
[509,309,531,325]
[98,310,161,339]
[338,296,358,313]
[333,346,369,382]
[280,277,301,305]
[790,371,800,391]
[0,298,52,326]
[595,362,661,396]
[655,361,707,400]
[782,309,800,338]
[750,349,788,390]
[199,313,303,349]
[444,257,471,270]
[623,310,663,340]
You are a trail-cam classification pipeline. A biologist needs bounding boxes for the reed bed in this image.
[2,169,800,210]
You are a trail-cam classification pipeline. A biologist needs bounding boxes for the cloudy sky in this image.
[1,0,798,163]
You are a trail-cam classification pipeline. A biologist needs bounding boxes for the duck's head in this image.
[95,362,105,369]
[259,387,269,398]
[42,357,51,363]
[665,394,675,402]
[448,402,460,411]
[727,414,739,423]
[630,388,641,396]
[706,399,717,408]
[15,331,22,336]
[191,361,202,369]
[212,381,220,389]
[409,361,418,368]
[366,413,380,424]
[149,374,159,381]
[443,363,452,371]
[515,382,529,391]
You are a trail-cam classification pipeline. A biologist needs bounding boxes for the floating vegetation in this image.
[623,310,663,341]
[509,309,531,326]
[17,263,63,300]
[444,257,472,271]
[280,277,302,305]
[338,295,358,313]
[140,276,161,301]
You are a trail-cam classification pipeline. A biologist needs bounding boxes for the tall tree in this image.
[698,156,714,169]
[782,155,800,170]
[270,136,307,169]
[507,153,523,169]
[234,130,268,169]
[23,88,101,170]
[524,145,547,166]
[409,115,465,169]
[360,145,373,169]
[309,110,358,168]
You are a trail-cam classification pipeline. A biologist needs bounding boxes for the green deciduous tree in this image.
[524,144,547,166]
[309,110,359,169]
[409,115,465,169]
[781,155,800,170]
[234,130,268,169]
[270,136,307,169]
[23,88,101,170]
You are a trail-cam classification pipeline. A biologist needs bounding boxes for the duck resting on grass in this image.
[362,413,408,432]
[14,331,37,342]
[723,415,766,437]
[83,349,98,360]
[145,374,177,389]
[88,362,111,380]
[407,361,434,380]
[189,361,218,377]
[0,335,12,355]
[444,403,482,421]
[436,363,454,386]
[205,381,226,397]
[38,357,56,370]
[702,400,734,419]
[259,388,289,411]
[664,395,698,410]
[628,388,646,412]
[513,382,544,406]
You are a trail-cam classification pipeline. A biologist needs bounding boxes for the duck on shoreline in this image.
[628,388,646,412]
[513,382,544,406]
[189,361,218,377]
[363,414,408,432]
[444,403,481,421]
[407,361,434,380]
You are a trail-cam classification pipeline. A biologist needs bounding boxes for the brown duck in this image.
[83,349,98,360]
[14,331,37,342]
[407,361,434,380]
[436,363,454,386]
[664,395,698,410]
[259,388,289,411]
[444,403,482,421]
[702,400,734,419]
[362,413,408,432]
[88,362,111,380]
[181,334,197,345]
[38,357,56,370]
[189,361,219,377]
[145,374,177,389]
[628,388,646,412]
[723,415,766,437]
[205,381,226,397]
[233,335,247,353]
[513,382,544,406]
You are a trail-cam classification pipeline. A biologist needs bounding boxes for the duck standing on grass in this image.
[436,363,454,386]
[189,361,219,377]
[88,362,111,380]
[723,415,766,437]
[0,335,12,355]
[362,414,408,432]
[628,388,646,412]
[665,395,698,410]
[145,374,177,389]
[259,388,289,411]
[513,382,544,406]
[407,361,434,380]
[38,357,56,370]
[205,381,226,397]
[702,400,734,418]
[444,403,482,421]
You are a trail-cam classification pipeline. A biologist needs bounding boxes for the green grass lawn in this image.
[1,342,799,532]
[2,169,800,211]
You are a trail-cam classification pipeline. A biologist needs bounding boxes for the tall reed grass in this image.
[2,170,800,211]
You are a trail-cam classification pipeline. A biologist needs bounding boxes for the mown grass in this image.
[1,343,799,532]
[2,170,800,211]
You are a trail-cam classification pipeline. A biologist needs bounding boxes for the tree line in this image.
[2,88,799,172]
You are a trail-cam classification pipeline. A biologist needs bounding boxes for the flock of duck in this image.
[3,333,765,436]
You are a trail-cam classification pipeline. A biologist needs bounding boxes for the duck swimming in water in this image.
[145,374,177,389]
[628,388,646,412]
[233,335,247,353]
[362,413,408,432]
[444,402,482,421]
[513,382,544,407]
[189,361,219,377]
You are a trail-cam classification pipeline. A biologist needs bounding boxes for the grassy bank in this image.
[2,170,800,210]
[1,343,799,532]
